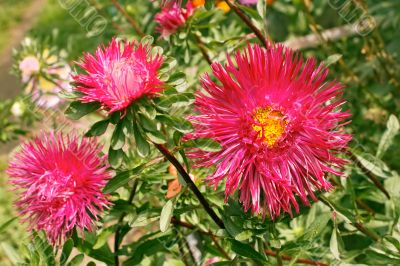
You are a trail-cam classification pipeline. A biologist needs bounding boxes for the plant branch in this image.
[193,34,213,65]
[114,179,139,266]
[111,0,145,37]
[224,0,267,47]
[319,196,381,242]
[265,250,328,266]
[153,143,225,229]
[348,151,390,199]
[172,218,328,265]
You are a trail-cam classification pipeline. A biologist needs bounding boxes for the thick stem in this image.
[111,0,145,37]
[153,143,225,229]
[224,0,267,47]
[114,180,139,266]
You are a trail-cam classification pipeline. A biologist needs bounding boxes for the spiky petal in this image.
[73,39,164,114]
[187,43,351,219]
[7,132,111,245]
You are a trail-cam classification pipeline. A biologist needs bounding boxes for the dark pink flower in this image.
[155,1,194,38]
[73,39,164,114]
[187,43,351,219]
[7,132,111,245]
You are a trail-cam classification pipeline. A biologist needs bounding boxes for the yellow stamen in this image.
[252,107,287,147]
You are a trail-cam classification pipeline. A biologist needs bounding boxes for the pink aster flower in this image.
[155,1,194,38]
[187,43,351,219]
[73,38,164,114]
[239,0,258,5]
[7,131,111,245]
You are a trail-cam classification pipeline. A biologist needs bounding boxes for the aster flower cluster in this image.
[155,0,195,38]
[7,29,350,252]
[187,43,351,218]
[14,38,72,108]
[7,132,111,244]
[73,38,164,114]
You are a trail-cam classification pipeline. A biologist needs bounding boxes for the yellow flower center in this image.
[252,107,287,147]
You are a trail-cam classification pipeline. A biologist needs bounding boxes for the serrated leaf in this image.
[65,101,100,120]
[160,200,174,232]
[85,120,109,137]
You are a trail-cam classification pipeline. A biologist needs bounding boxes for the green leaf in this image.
[160,200,174,232]
[330,227,342,260]
[111,123,125,150]
[133,124,150,157]
[377,114,399,158]
[65,101,100,120]
[0,217,16,233]
[60,239,74,266]
[85,120,109,137]
[157,114,193,133]
[205,0,213,10]
[324,54,343,67]
[141,35,154,46]
[146,130,167,144]
[185,138,222,152]
[157,93,195,110]
[300,212,331,242]
[93,227,115,249]
[67,254,84,266]
[108,147,124,168]
[235,230,252,241]
[103,165,144,193]
[138,113,158,132]
[229,239,267,262]
[353,152,393,179]
[167,72,186,86]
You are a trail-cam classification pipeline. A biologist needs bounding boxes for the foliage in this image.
[1,0,400,265]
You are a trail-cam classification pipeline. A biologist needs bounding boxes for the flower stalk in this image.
[224,0,267,47]
[153,143,225,229]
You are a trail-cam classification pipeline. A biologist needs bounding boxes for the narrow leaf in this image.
[160,200,174,232]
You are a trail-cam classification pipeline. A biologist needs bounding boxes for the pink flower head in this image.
[73,38,164,114]
[239,0,258,5]
[19,56,40,82]
[187,43,351,219]
[7,131,111,245]
[155,1,194,38]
